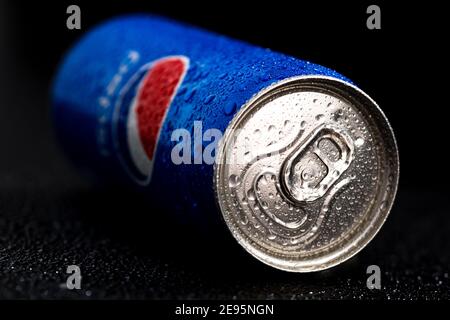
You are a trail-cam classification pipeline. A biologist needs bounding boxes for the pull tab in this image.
[280,125,355,203]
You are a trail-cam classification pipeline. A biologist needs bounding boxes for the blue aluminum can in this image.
[52,15,399,272]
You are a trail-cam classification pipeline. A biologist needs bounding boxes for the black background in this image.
[0,0,448,300]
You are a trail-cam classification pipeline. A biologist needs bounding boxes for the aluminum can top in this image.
[215,76,399,272]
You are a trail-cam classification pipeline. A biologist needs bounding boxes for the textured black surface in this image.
[1,1,448,300]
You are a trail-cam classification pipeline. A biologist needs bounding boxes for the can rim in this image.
[214,75,399,272]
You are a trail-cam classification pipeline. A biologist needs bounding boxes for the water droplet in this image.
[269,173,276,182]
[247,189,256,201]
[224,101,237,115]
[268,233,276,240]
[315,114,324,121]
[228,174,241,188]
[203,94,215,104]
[184,88,196,102]
[259,72,270,81]
[355,137,364,147]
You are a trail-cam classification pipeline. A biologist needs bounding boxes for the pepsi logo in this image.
[113,56,189,185]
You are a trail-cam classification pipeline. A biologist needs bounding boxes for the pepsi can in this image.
[52,15,399,272]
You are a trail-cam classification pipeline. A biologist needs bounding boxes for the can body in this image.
[52,15,398,271]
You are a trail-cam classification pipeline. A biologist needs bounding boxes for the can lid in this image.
[214,76,399,272]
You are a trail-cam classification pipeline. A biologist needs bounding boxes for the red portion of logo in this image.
[135,57,186,159]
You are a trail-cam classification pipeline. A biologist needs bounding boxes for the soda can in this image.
[52,15,399,272]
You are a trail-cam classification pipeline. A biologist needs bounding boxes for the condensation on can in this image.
[214,76,399,272]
